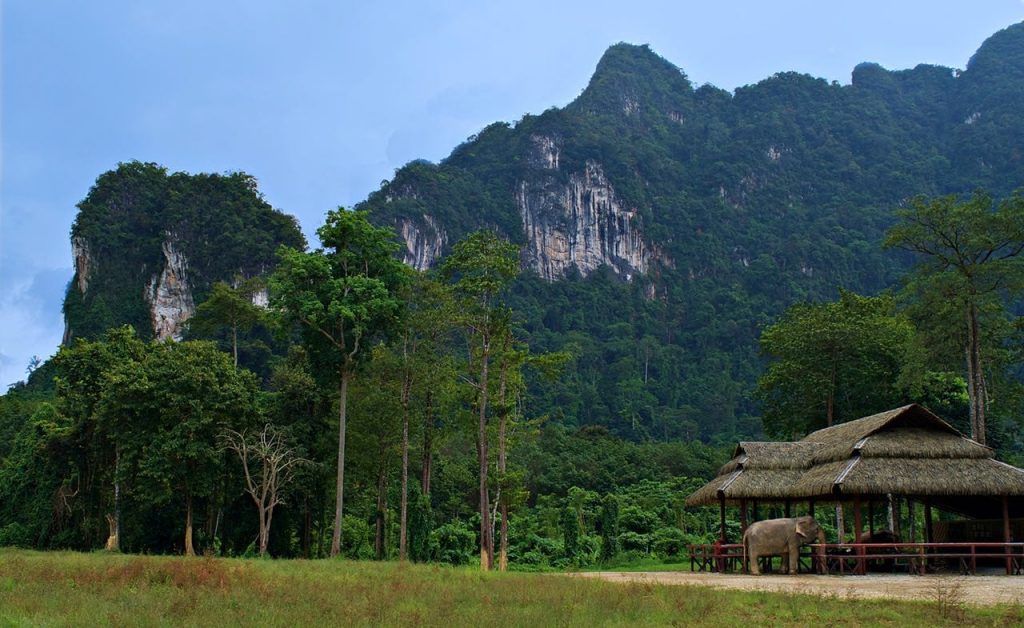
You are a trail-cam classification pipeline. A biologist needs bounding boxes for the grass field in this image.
[0,549,1019,626]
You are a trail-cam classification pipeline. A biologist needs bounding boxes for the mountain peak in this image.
[964,21,1024,81]
[573,43,693,114]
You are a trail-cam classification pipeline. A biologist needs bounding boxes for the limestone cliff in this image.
[398,214,447,271]
[517,158,652,281]
[144,238,195,340]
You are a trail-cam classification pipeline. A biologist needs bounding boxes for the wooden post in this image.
[740,499,748,535]
[808,500,815,517]
[887,493,895,535]
[718,495,726,542]
[1003,495,1012,575]
[868,501,875,536]
[854,495,864,575]
[835,502,845,544]
[784,500,791,518]
[853,496,862,543]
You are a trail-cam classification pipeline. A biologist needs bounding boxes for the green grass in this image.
[0,549,1019,626]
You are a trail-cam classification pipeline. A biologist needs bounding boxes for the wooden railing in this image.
[687,542,1024,575]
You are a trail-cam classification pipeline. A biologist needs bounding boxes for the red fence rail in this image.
[687,542,1024,575]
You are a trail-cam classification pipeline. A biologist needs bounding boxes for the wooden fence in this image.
[687,542,1024,576]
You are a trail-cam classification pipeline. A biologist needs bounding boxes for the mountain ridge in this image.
[355,22,1024,440]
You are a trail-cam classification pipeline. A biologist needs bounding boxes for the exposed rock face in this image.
[398,214,447,271]
[517,160,652,281]
[251,287,269,308]
[530,135,560,170]
[145,238,195,340]
[71,236,94,294]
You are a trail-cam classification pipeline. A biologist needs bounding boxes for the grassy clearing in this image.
[0,549,1019,626]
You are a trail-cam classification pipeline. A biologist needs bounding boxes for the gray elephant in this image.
[742,515,825,575]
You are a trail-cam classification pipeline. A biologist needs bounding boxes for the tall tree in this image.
[442,230,519,570]
[271,208,407,557]
[189,279,265,367]
[885,192,1024,445]
[392,275,455,561]
[756,291,914,437]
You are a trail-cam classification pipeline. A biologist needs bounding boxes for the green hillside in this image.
[358,24,1024,442]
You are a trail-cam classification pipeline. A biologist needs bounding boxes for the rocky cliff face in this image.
[71,236,95,295]
[518,143,652,281]
[398,214,447,271]
[144,238,195,340]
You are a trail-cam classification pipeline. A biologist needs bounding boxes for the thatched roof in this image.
[685,404,1024,507]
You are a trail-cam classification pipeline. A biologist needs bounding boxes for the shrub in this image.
[429,521,476,565]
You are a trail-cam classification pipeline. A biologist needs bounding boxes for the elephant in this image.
[742,515,825,575]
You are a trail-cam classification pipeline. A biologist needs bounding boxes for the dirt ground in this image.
[575,571,1024,606]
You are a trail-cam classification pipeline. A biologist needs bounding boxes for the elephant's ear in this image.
[795,521,809,539]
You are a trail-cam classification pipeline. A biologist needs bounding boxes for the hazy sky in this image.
[3,1,1023,389]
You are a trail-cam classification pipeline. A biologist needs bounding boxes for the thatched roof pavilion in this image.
[687,405,1024,540]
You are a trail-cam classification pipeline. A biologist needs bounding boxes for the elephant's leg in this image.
[749,549,761,575]
[788,545,800,575]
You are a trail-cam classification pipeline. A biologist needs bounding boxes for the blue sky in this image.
[3,1,1023,388]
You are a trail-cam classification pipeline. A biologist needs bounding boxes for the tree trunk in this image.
[375,457,387,560]
[258,505,270,557]
[826,354,836,427]
[232,323,239,368]
[184,492,195,556]
[421,391,434,496]
[399,343,412,562]
[105,514,119,552]
[302,496,312,558]
[106,449,121,552]
[965,303,987,445]
[497,350,510,572]
[477,340,491,571]
[331,369,349,558]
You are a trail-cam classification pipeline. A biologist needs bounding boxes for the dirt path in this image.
[575,571,1024,606]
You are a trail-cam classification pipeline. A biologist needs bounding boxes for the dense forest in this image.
[1,24,1024,568]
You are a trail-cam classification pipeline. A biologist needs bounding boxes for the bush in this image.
[651,527,687,557]
[429,520,476,565]
[341,515,373,559]
[0,522,31,547]
[617,531,651,553]
[618,505,658,535]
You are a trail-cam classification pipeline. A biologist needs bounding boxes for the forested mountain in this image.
[358,23,1024,443]
[63,162,305,345]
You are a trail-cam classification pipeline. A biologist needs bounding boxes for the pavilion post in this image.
[1003,495,1012,575]
[868,500,875,536]
[835,502,845,544]
[752,500,760,522]
[887,493,895,535]
[718,495,726,542]
[740,499,748,535]
[784,500,791,518]
[854,495,864,574]
[808,500,815,517]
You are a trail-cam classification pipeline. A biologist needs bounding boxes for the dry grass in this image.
[0,549,1018,626]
